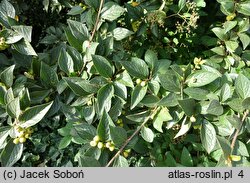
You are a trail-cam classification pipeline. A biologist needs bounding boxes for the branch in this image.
[105,107,158,167]
[230,110,249,151]
[78,0,105,76]
[89,0,105,43]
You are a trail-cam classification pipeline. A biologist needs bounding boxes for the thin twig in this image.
[105,107,158,167]
[89,0,105,43]
[78,0,105,76]
[230,110,249,151]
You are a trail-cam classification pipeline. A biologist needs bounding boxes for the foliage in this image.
[0,0,250,167]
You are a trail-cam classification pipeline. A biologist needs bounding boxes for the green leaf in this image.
[158,93,178,107]
[0,140,23,167]
[239,33,250,50]
[234,140,249,157]
[67,6,84,15]
[227,98,245,113]
[158,72,181,92]
[64,77,99,96]
[113,155,129,167]
[212,27,227,40]
[144,49,157,70]
[130,85,147,109]
[58,136,72,149]
[97,84,114,115]
[110,126,127,147]
[12,25,32,42]
[217,136,231,158]
[186,70,220,87]
[92,55,114,78]
[71,123,96,144]
[165,152,177,167]
[113,82,127,100]
[4,88,14,104]
[178,98,196,117]
[201,120,216,154]
[12,39,37,56]
[0,65,15,88]
[178,0,186,10]
[82,106,95,124]
[141,126,154,143]
[153,107,172,132]
[101,2,125,21]
[40,62,59,88]
[126,110,150,123]
[242,97,250,110]
[211,46,225,56]
[207,100,224,116]
[235,74,250,99]
[19,102,53,128]
[0,0,15,27]
[121,57,149,79]
[223,21,237,33]
[220,83,231,102]
[174,116,191,138]
[0,126,10,147]
[181,147,193,167]
[64,27,82,51]
[0,85,7,105]
[184,87,209,100]
[58,48,74,75]
[67,19,90,42]
[116,71,134,88]
[79,156,101,167]
[141,95,159,108]
[6,98,20,118]
[97,110,113,142]
[225,41,238,53]
[237,2,250,16]
[194,0,206,7]
[112,27,133,41]
[148,80,160,95]
[238,18,249,33]
[226,115,241,130]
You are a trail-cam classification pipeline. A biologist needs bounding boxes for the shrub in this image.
[0,0,249,167]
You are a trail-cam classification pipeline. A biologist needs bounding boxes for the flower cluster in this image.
[175,1,200,33]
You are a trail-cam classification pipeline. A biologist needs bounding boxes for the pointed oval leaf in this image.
[181,147,193,167]
[97,110,113,142]
[0,65,15,88]
[186,70,220,87]
[40,62,59,88]
[141,126,154,143]
[58,48,74,75]
[6,98,20,118]
[101,2,125,21]
[121,57,149,79]
[19,102,53,128]
[174,116,191,138]
[207,100,224,116]
[112,27,134,41]
[0,140,23,167]
[130,85,147,109]
[110,126,127,147]
[201,120,216,154]
[97,84,114,115]
[235,74,250,99]
[92,55,114,78]
[113,155,129,167]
